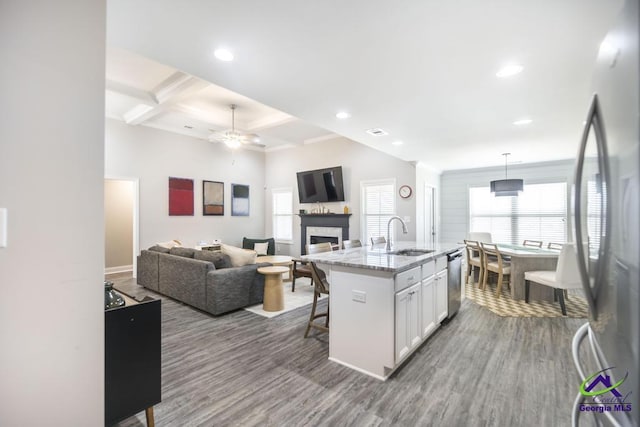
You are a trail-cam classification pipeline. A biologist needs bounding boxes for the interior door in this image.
[574,94,611,319]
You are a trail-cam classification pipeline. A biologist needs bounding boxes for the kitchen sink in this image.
[387,248,434,256]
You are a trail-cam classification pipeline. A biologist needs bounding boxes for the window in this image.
[272,188,293,242]
[361,179,395,243]
[469,182,567,244]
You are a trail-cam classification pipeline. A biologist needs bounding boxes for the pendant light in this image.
[490,153,523,196]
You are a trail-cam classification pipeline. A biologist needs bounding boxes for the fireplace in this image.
[307,225,342,250]
[310,236,339,245]
[299,214,351,255]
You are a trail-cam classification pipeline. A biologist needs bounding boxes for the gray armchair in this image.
[242,237,276,255]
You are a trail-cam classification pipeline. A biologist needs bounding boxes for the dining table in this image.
[493,243,561,302]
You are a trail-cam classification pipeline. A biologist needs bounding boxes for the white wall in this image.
[105,119,266,249]
[415,163,441,245]
[0,1,105,425]
[440,159,576,242]
[265,137,417,255]
[105,179,134,269]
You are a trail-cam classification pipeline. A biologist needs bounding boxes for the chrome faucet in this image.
[386,216,408,251]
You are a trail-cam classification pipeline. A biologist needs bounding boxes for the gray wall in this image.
[0,1,105,425]
[105,119,266,249]
[265,137,417,256]
[440,159,576,243]
[105,179,134,269]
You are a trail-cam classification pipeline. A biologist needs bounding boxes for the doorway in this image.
[104,178,139,277]
[423,184,436,246]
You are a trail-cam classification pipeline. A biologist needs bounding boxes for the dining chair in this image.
[343,239,362,249]
[480,242,511,297]
[547,242,564,251]
[463,239,484,287]
[304,261,330,338]
[291,242,333,292]
[468,232,492,243]
[524,244,581,315]
[522,240,543,248]
[370,236,386,245]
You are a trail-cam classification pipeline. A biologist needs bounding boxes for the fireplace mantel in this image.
[299,214,351,255]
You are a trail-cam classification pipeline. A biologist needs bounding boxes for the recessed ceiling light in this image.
[214,49,234,62]
[366,128,388,136]
[336,112,351,119]
[392,140,403,146]
[496,64,524,78]
[513,119,532,126]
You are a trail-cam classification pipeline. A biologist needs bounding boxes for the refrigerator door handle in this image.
[574,95,598,316]
[574,93,611,318]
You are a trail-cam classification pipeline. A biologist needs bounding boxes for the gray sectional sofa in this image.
[137,246,269,315]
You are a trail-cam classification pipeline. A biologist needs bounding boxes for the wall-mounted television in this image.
[296,166,345,203]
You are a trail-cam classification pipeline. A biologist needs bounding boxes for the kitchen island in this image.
[302,241,462,380]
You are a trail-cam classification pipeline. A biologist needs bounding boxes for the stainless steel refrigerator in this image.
[571,1,639,426]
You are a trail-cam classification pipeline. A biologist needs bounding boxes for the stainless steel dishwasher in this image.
[446,249,463,318]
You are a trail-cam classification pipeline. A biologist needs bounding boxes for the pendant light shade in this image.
[490,153,523,196]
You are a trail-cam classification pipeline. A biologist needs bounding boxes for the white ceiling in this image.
[106,0,624,171]
[106,48,335,149]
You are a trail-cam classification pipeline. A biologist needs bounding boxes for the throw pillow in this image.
[194,251,232,269]
[221,244,257,267]
[169,247,196,258]
[253,242,269,256]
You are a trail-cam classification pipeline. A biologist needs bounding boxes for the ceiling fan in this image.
[208,104,264,149]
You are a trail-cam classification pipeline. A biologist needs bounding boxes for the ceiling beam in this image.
[123,72,209,125]
[105,80,157,105]
[245,112,295,131]
[303,133,340,144]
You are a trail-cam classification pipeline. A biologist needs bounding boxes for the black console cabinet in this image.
[105,297,161,426]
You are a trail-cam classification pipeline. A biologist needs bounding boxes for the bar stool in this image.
[291,242,332,292]
[304,262,330,338]
[370,236,386,245]
[343,239,362,249]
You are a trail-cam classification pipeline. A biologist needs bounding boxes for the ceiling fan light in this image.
[224,138,241,149]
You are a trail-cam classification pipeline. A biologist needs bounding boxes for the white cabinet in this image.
[435,269,448,323]
[395,282,421,362]
[421,274,437,339]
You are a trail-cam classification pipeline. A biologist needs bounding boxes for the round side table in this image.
[256,255,294,282]
[257,266,289,312]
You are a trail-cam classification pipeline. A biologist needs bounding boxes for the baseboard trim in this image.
[105,265,133,275]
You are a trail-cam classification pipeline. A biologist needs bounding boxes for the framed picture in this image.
[231,184,250,216]
[168,177,194,216]
[203,180,224,216]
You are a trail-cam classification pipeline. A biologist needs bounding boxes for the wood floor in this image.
[110,273,587,427]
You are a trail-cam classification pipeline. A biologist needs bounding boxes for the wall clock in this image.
[399,185,413,199]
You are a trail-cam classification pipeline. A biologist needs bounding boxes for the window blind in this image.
[469,182,567,245]
[361,180,395,242]
[272,189,293,242]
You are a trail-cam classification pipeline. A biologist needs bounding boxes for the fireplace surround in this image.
[299,214,351,255]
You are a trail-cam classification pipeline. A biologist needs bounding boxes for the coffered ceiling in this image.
[106,48,335,150]
[106,0,624,170]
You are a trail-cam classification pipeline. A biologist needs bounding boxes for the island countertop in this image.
[301,241,463,273]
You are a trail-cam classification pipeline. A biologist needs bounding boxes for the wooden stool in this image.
[258,266,289,311]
